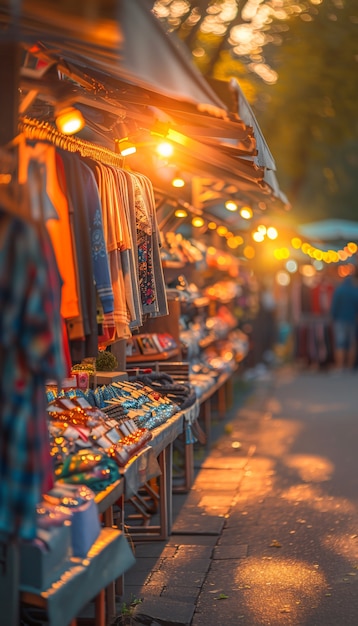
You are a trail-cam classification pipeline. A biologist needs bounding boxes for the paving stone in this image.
[132,596,195,626]
[148,568,206,588]
[213,544,248,559]
[159,558,211,575]
[173,491,204,505]
[118,584,163,606]
[134,544,177,558]
[125,564,158,586]
[127,557,162,573]
[167,535,217,547]
[192,468,243,485]
[197,495,234,510]
[175,545,213,559]
[160,585,199,602]
[199,456,248,470]
[171,512,225,535]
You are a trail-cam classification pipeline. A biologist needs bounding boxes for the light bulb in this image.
[192,216,204,228]
[225,200,238,212]
[157,141,173,158]
[172,176,185,188]
[240,206,253,220]
[55,107,85,135]
[174,209,188,218]
[117,140,136,157]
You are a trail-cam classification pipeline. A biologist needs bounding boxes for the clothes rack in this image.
[19,117,125,168]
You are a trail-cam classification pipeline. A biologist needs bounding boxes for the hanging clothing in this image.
[117,169,142,330]
[91,162,131,339]
[59,151,100,360]
[18,140,80,320]
[0,206,65,540]
[137,173,168,319]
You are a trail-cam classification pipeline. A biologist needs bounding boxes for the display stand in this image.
[198,368,237,449]
[171,369,237,494]
[20,527,135,626]
[95,479,125,623]
[121,410,184,541]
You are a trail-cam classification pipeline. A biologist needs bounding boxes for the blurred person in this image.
[330,267,358,371]
[250,275,277,368]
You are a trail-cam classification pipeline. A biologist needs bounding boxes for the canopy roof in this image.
[0,0,290,222]
[298,220,358,243]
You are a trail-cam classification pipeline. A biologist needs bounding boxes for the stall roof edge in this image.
[0,0,289,212]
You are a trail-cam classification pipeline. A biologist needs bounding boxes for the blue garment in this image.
[330,276,358,324]
[79,161,114,315]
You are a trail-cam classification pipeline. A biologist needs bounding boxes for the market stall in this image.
[0,2,289,624]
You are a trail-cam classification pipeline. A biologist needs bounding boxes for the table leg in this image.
[95,590,105,626]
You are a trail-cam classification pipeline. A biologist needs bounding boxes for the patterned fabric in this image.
[136,174,168,318]
[134,177,157,313]
[0,207,65,540]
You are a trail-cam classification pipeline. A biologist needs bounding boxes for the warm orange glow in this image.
[313,249,323,261]
[240,206,253,220]
[243,245,255,259]
[252,231,265,242]
[267,226,278,240]
[235,558,326,623]
[217,255,228,266]
[174,209,188,218]
[225,200,238,212]
[56,107,85,135]
[217,225,228,237]
[208,221,217,230]
[276,271,290,286]
[156,141,173,157]
[291,237,302,249]
[284,454,333,482]
[192,216,205,228]
[227,236,243,249]
[300,264,316,277]
[117,139,136,157]
[172,176,185,188]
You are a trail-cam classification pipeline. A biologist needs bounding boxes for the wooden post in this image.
[0,41,21,146]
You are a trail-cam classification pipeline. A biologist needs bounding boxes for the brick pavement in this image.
[117,373,269,625]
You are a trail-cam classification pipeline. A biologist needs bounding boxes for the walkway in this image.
[120,365,358,626]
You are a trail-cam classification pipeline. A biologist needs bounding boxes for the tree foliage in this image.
[149,0,358,222]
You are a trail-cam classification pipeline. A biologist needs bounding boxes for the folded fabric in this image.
[56,450,120,492]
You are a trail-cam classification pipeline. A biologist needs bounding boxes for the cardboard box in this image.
[20,523,72,590]
[90,371,128,387]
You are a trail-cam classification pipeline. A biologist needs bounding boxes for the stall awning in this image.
[298,220,358,242]
[0,0,289,215]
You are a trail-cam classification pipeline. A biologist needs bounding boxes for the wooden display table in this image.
[121,410,185,541]
[20,527,135,626]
